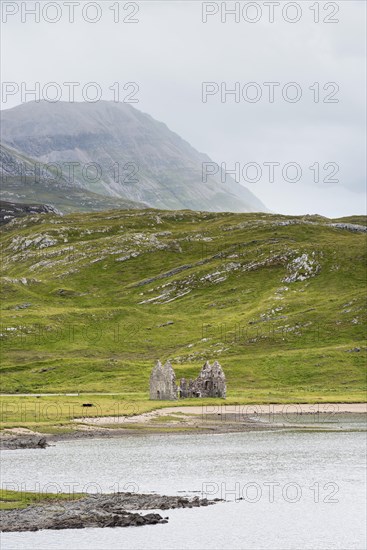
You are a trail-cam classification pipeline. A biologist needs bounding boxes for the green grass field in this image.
[1,209,366,429]
[0,489,85,510]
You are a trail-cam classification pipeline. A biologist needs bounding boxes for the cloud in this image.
[1,0,365,216]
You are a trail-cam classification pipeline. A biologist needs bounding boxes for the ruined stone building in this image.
[149,360,178,400]
[149,360,226,400]
[179,361,226,399]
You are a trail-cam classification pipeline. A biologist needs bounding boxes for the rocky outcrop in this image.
[0,200,60,225]
[0,492,217,532]
[329,223,367,233]
[0,435,49,450]
[283,253,320,283]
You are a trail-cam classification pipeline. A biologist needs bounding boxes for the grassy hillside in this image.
[0,209,366,412]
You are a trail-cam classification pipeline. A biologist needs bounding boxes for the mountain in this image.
[0,101,266,213]
[0,209,365,397]
[0,143,148,213]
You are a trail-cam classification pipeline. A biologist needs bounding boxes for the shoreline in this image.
[0,491,218,532]
[1,402,365,449]
[73,402,367,424]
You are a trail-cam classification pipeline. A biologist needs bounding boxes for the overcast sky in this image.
[1,0,365,217]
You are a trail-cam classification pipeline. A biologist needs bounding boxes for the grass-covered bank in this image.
[1,210,366,420]
[1,391,366,433]
[0,489,85,511]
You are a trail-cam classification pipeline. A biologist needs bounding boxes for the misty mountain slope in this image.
[0,143,149,213]
[0,209,365,396]
[1,101,266,212]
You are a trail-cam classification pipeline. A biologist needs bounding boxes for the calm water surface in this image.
[1,415,366,550]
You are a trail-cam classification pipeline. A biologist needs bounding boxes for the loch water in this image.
[1,415,366,549]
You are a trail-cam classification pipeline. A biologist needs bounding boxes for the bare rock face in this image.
[149,360,177,400]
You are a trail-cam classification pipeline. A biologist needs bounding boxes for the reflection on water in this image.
[1,415,366,549]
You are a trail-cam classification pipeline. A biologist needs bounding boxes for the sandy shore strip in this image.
[1,403,365,447]
[73,403,367,425]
